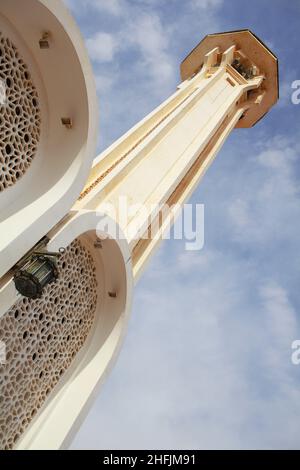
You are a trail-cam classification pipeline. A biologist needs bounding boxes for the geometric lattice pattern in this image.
[0,239,98,449]
[0,32,41,192]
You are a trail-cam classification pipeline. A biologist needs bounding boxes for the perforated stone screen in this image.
[0,31,41,192]
[0,239,98,450]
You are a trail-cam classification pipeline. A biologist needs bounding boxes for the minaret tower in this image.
[77,30,279,281]
[0,0,278,450]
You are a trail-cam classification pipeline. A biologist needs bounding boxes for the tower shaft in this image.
[77,45,263,280]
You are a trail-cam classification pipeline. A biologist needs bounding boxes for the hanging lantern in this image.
[14,255,59,300]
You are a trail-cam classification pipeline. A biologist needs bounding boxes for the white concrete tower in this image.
[0,0,278,450]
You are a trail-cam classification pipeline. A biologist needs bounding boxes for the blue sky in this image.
[64,0,300,449]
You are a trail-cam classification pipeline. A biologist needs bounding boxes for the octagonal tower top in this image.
[180,29,279,128]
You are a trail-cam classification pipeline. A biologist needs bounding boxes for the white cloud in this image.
[94,74,116,93]
[228,135,300,245]
[86,32,117,63]
[228,198,252,231]
[190,0,223,9]
[260,281,297,345]
[64,0,124,16]
[277,70,299,109]
[92,0,124,16]
[120,12,176,93]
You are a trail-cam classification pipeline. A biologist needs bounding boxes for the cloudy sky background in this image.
[64,0,300,449]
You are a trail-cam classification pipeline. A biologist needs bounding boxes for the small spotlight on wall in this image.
[39,31,51,49]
